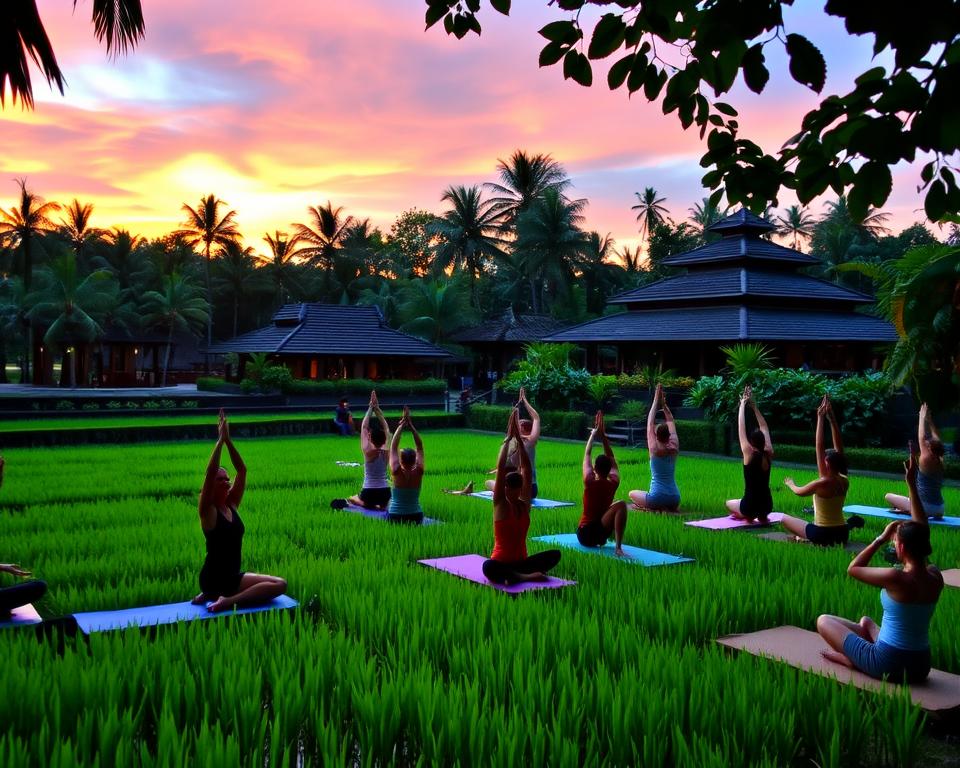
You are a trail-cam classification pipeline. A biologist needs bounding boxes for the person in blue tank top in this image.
[817,454,944,683]
[629,384,680,512]
[885,403,946,522]
[387,406,425,524]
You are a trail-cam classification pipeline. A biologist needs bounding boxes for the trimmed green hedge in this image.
[198,377,448,396]
[196,377,242,393]
[772,443,959,479]
[675,419,722,453]
[467,405,590,440]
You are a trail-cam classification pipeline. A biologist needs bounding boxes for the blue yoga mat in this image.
[469,491,574,508]
[843,505,960,528]
[532,534,693,566]
[73,595,298,634]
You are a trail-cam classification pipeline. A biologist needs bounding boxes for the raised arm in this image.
[389,412,405,474]
[493,410,519,504]
[409,415,425,470]
[661,398,679,451]
[815,397,829,476]
[752,399,773,456]
[584,411,600,482]
[598,413,619,478]
[198,412,227,525]
[360,395,374,452]
[221,416,246,508]
[646,386,660,450]
[514,416,533,498]
[905,450,928,525]
[520,388,541,443]
[737,389,750,456]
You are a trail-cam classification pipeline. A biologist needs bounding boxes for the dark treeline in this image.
[0,151,951,384]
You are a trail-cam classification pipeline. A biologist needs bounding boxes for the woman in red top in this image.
[482,409,561,585]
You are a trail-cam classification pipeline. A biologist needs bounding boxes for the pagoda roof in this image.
[544,306,897,343]
[661,233,819,268]
[450,308,569,343]
[707,207,776,235]
[610,268,872,306]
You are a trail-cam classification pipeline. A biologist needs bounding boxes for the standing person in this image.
[387,406,425,524]
[726,385,774,522]
[781,395,863,545]
[885,403,945,522]
[343,391,392,511]
[629,384,681,512]
[577,411,629,557]
[0,455,48,617]
[482,409,561,584]
[816,455,943,683]
[484,386,542,499]
[194,410,287,613]
[333,398,355,436]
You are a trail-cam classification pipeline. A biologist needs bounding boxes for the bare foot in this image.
[462,481,473,494]
[614,547,631,558]
[207,596,233,613]
[518,571,547,582]
[820,649,853,668]
[191,592,210,605]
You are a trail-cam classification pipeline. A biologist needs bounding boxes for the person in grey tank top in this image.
[885,403,946,522]
[484,387,541,498]
[347,391,392,510]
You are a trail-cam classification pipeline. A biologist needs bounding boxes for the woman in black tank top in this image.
[726,386,774,522]
[193,410,287,613]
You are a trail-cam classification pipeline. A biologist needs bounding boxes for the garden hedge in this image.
[467,405,590,440]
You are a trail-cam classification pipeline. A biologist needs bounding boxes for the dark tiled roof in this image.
[707,207,776,235]
[662,235,819,267]
[610,268,871,305]
[451,309,569,343]
[208,303,450,358]
[544,306,897,343]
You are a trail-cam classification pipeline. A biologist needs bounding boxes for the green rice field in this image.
[1,430,958,766]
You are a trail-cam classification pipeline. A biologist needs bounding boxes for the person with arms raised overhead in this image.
[387,406,426,524]
[482,409,561,584]
[629,383,681,512]
[726,385,774,523]
[578,411,629,557]
[781,395,863,545]
[485,386,542,499]
[816,451,943,683]
[885,403,945,522]
[344,391,392,511]
[194,410,287,613]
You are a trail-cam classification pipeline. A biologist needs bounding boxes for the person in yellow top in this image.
[780,395,864,546]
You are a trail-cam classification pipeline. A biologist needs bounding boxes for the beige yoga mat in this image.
[942,569,960,589]
[755,531,867,554]
[717,625,960,712]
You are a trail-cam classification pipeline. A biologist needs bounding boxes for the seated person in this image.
[816,454,942,683]
[485,387,542,499]
[194,410,287,613]
[482,409,561,584]
[0,457,47,617]
[333,398,355,436]
[577,411,629,557]
[346,391,392,510]
[885,403,945,521]
[387,406,425,524]
[629,383,680,512]
[726,385,774,522]
[781,395,863,546]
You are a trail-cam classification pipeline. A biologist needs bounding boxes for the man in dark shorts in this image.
[334,398,355,436]
[577,412,629,557]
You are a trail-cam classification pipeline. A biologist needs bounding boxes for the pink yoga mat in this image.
[686,512,784,530]
[418,554,575,594]
[0,603,42,629]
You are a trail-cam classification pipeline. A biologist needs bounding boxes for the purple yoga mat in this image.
[685,512,784,530]
[0,603,42,629]
[418,554,575,593]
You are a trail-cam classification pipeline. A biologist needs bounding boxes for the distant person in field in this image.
[333,398,355,436]
[885,403,945,522]
[342,390,392,511]
[726,385,774,522]
[194,410,287,613]
[482,409,561,584]
[484,387,542,499]
[781,395,864,546]
[0,454,49,617]
[578,411,629,557]
[387,406,425,524]
[629,383,680,512]
[816,453,943,683]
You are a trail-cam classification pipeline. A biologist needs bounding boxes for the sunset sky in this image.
[0,1,936,254]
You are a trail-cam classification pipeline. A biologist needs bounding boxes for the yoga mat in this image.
[717,625,960,712]
[335,461,361,467]
[532,534,693,566]
[468,490,574,508]
[342,503,439,525]
[418,554,574,593]
[942,569,960,589]
[842,505,960,528]
[73,595,298,634]
[685,512,784,530]
[756,531,867,554]
[0,603,42,630]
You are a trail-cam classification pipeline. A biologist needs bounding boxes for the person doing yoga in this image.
[484,387,542,499]
[726,385,774,522]
[816,455,943,683]
[194,410,287,613]
[0,455,48,617]
[482,409,561,584]
[781,395,863,545]
[387,406,425,524]
[629,384,680,512]
[578,412,629,556]
[885,403,945,522]
[347,391,392,510]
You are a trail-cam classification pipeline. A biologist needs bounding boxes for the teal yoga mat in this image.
[532,534,693,566]
[73,595,298,634]
[843,505,960,528]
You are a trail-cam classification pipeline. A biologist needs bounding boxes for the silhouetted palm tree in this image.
[688,197,731,238]
[0,277,25,383]
[293,201,354,271]
[91,228,146,296]
[0,179,60,291]
[398,277,475,344]
[59,199,103,267]
[630,187,669,243]
[174,194,241,352]
[260,230,305,306]
[486,150,571,231]
[141,272,209,387]
[775,205,817,251]
[213,242,266,337]
[579,231,624,315]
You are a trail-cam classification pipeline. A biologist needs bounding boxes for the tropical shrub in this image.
[719,343,775,377]
[587,375,619,409]
[499,343,592,409]
[615,371,696,390]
